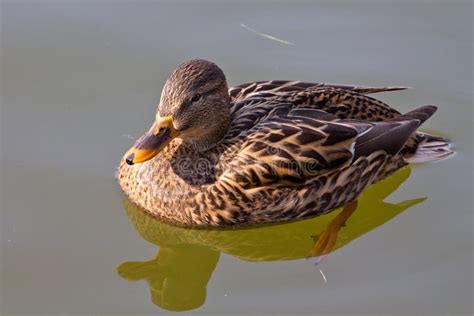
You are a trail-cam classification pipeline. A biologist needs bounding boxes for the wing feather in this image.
[220,108,361,189]
[221,99,433,192]
[229,80,407,101]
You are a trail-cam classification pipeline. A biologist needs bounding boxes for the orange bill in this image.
[124,116,179,165]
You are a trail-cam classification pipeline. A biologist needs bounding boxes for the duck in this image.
[118,59,452,227]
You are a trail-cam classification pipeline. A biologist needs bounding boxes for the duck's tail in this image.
[393,105,454,163]
[404,133,454,163]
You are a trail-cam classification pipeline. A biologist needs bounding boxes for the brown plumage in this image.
[118,59,453,227]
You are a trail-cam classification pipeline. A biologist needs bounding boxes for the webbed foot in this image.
[307,200,358,264]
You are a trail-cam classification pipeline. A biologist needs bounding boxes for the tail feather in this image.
[404,133,454,163]
[390,105,454,163]
[392,105,437,125]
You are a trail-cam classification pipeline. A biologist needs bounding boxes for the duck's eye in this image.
[190,93,202,103]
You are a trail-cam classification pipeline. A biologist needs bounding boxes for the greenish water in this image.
[2,1,472,315]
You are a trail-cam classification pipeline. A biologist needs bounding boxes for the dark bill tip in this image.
[125,153,135,165]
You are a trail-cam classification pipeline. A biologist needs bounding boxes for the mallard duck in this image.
[118,59,452,227]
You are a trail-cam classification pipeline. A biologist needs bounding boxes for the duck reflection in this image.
[117,166,425,311]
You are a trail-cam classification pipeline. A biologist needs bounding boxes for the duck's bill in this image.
[124,117,179,165]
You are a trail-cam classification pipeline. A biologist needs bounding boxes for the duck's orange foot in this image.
[307,200,358,265]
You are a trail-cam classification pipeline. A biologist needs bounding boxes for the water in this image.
[2,1,472,315]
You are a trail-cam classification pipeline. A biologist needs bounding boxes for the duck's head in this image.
[124,59,231,165]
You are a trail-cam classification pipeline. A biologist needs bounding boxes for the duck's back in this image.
[225,81,449,160]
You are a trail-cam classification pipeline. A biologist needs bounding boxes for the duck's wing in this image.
[219,106,432,190]
[229,80,408,102]
[230,85,403,124]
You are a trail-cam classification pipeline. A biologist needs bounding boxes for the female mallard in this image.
[118,59,452,227]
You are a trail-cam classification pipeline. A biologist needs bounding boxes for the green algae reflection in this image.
[117,166,425,311]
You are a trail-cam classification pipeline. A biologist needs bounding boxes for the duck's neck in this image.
[185,115,231,152]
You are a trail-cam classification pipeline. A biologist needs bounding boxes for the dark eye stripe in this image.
[175,83,224,120]
[184,85,221,107]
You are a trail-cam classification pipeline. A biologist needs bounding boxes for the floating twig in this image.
[122,134,136,140]
[319,269,327,284]
[240,23,295,46]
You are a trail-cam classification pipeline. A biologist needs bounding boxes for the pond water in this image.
[2,1,472,315]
